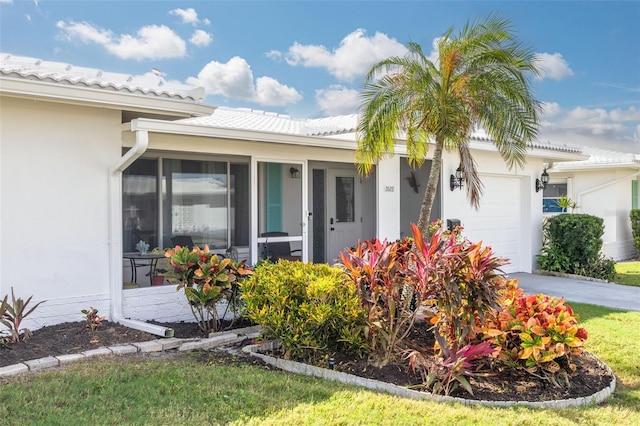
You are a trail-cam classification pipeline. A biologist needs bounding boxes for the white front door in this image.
[326,169,362,263]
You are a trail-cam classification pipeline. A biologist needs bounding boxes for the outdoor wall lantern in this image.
[450,165,464,191]
[289,166,300,179]
[536,168,549,192]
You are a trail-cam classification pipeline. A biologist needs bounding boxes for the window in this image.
[542,182,567,213]
[123,156,249,251]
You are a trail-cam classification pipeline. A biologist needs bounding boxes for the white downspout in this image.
[109,125,174,337]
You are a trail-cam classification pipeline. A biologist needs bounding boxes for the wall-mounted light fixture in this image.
[450,165,464,191]
[289,166,300,179]
[535,168,549,192]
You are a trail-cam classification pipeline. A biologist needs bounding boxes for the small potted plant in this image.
[151,248,178,286]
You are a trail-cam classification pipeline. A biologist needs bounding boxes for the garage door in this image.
[457,176,522,273]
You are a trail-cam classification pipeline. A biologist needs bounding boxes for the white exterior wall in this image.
[123,286,238,323]
[376,156,401,241]
[0,97,120,329]
[441,149,543,273]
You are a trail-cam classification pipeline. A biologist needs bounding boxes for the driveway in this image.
[510,272,640,312]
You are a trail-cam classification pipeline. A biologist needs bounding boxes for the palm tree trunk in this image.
[416,136,444,234]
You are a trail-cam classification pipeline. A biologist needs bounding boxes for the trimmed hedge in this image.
[537,213,615,281]
[240,260,367,361]
[630,209,640,255]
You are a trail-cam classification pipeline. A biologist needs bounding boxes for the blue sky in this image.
[1,0,639,152]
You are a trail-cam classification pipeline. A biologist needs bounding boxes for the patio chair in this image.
[171,235,195,249]
[261,232,301,261]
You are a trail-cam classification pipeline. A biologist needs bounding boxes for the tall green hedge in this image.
[537,213,615,280]
[630,209,640,255]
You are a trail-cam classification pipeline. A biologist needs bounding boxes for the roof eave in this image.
[467,139,588,162]
[127,118,360,150]
[550,162,640,172]
[0,76,216,117]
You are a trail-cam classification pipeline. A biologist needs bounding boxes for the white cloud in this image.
[316,85,360,116]
[169,8,200,25]
[265,50,283,61]
[284,29,407,81]
[56,20,112,45]
[254,76,303,106]
[539,102,640,151]
[56,21,186,60]
[0,0,14,4]
[190,29,212,47]
[186,56,302,106]
[534,52,574,81]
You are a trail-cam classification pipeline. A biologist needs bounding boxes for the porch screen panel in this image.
[123,158,158,251]
[230,163,250,247]
[312,169,326,263]
[162,159,228,249]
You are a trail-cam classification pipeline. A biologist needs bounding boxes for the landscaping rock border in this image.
[242,340,617,408]
[0,325,262,381]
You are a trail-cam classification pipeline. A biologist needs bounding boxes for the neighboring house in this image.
[0,53,586,335]
[545,147,640,261]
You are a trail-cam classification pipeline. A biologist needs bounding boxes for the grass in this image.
[1,303,639,425]
[613,261,640,287]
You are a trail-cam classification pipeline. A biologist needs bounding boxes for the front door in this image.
[326,169,362,263]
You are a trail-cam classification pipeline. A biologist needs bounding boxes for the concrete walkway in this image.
[511,272,640,312]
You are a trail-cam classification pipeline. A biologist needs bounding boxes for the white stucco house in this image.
[543,147,640,261]
[0,53,589,336]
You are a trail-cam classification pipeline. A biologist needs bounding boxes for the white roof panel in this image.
[0,53,204,102]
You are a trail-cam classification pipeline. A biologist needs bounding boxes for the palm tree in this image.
[356,15,541,234]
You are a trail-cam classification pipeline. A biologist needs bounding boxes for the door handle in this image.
[330,227,335,231]
[330,218,334,225]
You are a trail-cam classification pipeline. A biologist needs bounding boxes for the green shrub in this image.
[630,209,640,255]
[241,261,367,361]
[537,214,615,280]
[166,245,253,333]
[574,254,617,282]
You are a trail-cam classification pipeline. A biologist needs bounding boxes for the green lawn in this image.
[613,261,640,287]
[1,303,639,425]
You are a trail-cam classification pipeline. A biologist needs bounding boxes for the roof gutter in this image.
[108,125,174,337]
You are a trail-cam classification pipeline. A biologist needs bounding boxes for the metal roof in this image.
[179,107,585,155]
[179,107,359,136]
[551,146,640,170]
[0,53,205,102]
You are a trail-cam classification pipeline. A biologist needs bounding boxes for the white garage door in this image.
[457,176,522,273]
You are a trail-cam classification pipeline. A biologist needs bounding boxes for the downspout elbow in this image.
[109,127,174,337]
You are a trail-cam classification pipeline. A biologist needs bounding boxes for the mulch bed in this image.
[1,319,614,403]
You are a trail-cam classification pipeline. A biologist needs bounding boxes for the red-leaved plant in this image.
[411,224,508,354]
[479,279,589,386]
[405,333,496,396]
[0,287,46,343]
[340,236,426,366]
